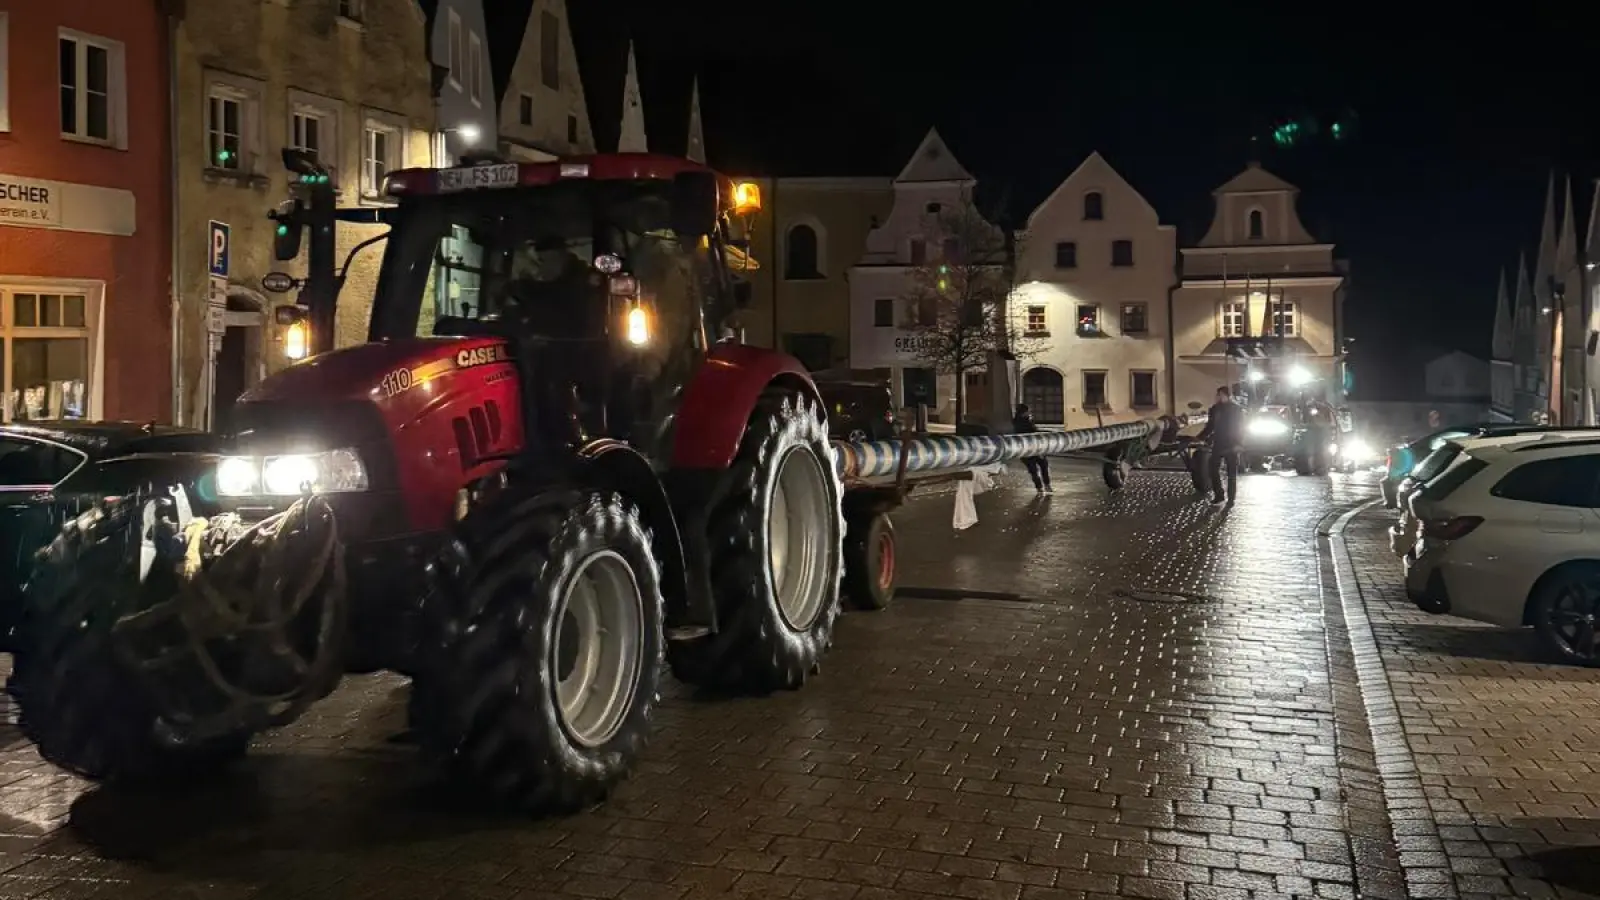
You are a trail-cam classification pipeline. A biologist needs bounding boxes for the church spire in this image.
[618,41,647,153]
[685,77,705,163]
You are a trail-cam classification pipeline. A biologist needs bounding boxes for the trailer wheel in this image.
[10,489,250,783]
[1101,447,1132,492]
[411,487,663,815]
[844,512,895,611]
[1187,446,1212,494]
[668,387,843,693]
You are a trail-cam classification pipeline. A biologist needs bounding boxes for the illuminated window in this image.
[1270,299,1298,337]
[0,288,96,423]
[1076,304,1100,336]
[1025,305,1047,334]
[1219,301,1246,338]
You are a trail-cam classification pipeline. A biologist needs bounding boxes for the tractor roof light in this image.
[731,182,762,214]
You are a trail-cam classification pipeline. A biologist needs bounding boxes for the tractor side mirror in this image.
[271,199,304,261]
[670,171,718,238]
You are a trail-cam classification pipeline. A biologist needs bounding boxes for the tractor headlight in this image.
[1339,437,1376,464]
[217,448,370,497]
[1248,418,1289,438]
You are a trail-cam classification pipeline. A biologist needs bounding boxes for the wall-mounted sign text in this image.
[0,175,62,228]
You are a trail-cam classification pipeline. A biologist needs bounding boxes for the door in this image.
[212,325,249,435]
[1022,367,1065,425]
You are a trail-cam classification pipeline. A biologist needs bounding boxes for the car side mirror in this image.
[670,171,718,239]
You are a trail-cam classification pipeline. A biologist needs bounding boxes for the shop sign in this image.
[0,174,63,228]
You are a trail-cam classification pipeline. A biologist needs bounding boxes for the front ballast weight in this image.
[10,485,346,781]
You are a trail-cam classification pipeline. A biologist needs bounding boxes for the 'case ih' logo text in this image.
[456,345,509,368]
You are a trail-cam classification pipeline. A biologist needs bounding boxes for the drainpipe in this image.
[167,12,183,425]
[1164,264,1177,416]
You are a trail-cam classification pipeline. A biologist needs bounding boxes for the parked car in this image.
[1380,423,1577,508]
[0,422,225,650]
[1402,431,1600,666]
[812,372,896,442]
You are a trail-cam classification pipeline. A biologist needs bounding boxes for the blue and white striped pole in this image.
[831,414,1206,481]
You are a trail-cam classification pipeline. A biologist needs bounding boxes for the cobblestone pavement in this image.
[1337,507,1600,899]
[0,463,1393,900]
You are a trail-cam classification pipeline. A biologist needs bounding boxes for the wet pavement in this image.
[0,462,1585,898]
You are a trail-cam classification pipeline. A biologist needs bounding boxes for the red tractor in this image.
[9,151,847,813]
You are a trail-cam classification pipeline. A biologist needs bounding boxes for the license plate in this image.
[436,164,519,193]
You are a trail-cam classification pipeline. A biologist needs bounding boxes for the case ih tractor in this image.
[8,151,847,813]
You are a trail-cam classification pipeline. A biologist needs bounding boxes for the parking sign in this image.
[208,221,230,278]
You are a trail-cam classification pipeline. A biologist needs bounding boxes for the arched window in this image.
[1082,192,1104,221]
[1248,209,1264,240]
[1022,367,1065,425]
[784,224,821,279]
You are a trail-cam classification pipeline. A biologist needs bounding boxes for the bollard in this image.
[914,403,929,434]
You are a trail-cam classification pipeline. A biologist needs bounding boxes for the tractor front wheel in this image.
[668,387,844,693]
[410,486,663,815]
[9,489,251,783]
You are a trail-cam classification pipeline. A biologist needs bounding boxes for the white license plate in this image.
[436,164,519,193]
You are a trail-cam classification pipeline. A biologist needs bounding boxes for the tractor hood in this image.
[241,337,509,404]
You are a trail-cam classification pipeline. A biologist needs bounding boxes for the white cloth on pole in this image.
[953,480,979,530]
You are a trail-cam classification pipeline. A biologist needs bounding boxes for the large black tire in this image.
[410,486,664,814]
[1189,446,1213,495]
[1528,563,1600,668]
[9,489,249,782]
[843,512,895,611]
[1102,448,1130,491]
[668,387,844,692]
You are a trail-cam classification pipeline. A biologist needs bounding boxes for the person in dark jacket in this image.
[1197,386,1244,506]
[1013,403,1052,493]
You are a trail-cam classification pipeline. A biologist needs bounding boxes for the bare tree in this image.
[899,205,1048,423]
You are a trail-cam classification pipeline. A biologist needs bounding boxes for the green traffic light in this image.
[276,224,289,237]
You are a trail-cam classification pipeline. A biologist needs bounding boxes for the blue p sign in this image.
[209,220,231,278]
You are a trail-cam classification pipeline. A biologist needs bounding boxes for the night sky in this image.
[523,2,1599,399]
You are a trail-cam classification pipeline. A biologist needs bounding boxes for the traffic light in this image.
[267,148,338,357]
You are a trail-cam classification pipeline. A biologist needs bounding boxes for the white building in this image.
[848,129,1000,419]
[493,0,595,161]
[1011,152,1176,425]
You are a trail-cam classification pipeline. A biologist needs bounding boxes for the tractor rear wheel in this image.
[410,486,663,815]
[9,489,250,783]
[668,386,843,693]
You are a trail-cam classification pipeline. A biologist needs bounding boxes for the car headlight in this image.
[1248,418,1289,438]
[217,449,370,497]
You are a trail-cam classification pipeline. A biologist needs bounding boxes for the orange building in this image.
[0,0,171,424]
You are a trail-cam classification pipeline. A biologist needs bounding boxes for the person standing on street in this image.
[1197,386,1244,506]
[1013,403,1052,493]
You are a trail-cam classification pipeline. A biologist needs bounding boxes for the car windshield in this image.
[1411,442,1464,482]
[369,180,705,341]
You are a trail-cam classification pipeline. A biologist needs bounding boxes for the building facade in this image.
[1011,152,1175,425]
[492,0,593,162]
[173,0,434,429]
[0,0,170,424]
[1171,162,1347,412]
[848,129,998,419]
[1489,268,1514,422]
[420,0,493,166]
[737,177,892,371]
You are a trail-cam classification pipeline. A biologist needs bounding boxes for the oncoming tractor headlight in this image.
[1247,417,1289,438]
[216,449,370,497]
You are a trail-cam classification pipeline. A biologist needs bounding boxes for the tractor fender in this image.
[671,343,822,470]
[577,440,692,628]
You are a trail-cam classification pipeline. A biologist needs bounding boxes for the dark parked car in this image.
[1379,423,1584,507]
[0,422,225,650]
[812,372,896,442]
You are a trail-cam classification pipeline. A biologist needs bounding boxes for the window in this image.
[1121,302,1148,334]
[925,202,941,215]
[0,13,10,132]
[1130,371,1157,408]
[873,298,895,327]
[291,110,326,163]
[1270,299,1298,337]
[1054,242,1077,269]
[1219,301,1246,338]
[1491,455,1600,508]
[1111,240,1134,267]
[448,12,462,85]
[205,79,257,172]
[1082,371,1108,409]
[907,296,937,328]
[909,239,926,266]
[0,437,84,487]
[519,94,533,126]
[1076,304,1101,336]
[567,115,578,145]
[362,119,402,198]
[0,287,96,424]
[338,0,362,20]
[540,11,560,90]
[784,225,821,280]
[1022,368,1064,425]
[468,34,483,105]
[1025,305,1047,334]
[1083,192,1103,221]
[1248,209,1264,240]
[59,30,124,146]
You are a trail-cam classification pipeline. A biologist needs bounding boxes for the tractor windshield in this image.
[367,179,704,343]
